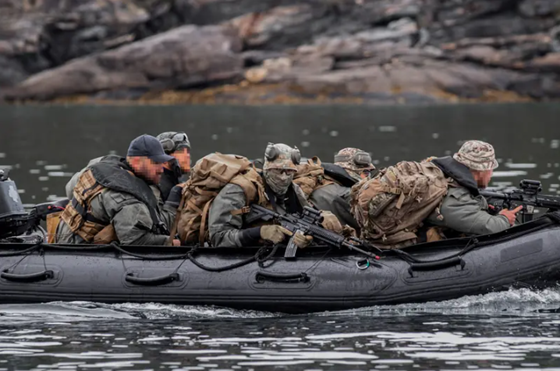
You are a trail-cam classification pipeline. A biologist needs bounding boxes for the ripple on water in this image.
[0,288,560,370]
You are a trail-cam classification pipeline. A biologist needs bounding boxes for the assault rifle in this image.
[248,204,380,260]
[480,179,560,223]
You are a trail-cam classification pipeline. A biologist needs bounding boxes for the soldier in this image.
[425,140,522,237]
[65,131,191,204]
[309,148,376,230]
[156,132,191,201]
[333,147,377,181]
[207,143,342,248]
[56,135,181,246]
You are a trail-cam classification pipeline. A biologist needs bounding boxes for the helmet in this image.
[334,147,375,172]
[156,132,191,154]
[263,143,300,171]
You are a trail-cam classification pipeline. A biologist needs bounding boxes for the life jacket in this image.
[293,157,335,198]
[60,156,165,244]
[177,153,267,244]
[350,161,450,249]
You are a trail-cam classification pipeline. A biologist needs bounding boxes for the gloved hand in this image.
[342,224,357,238]
[165,185,183,209]
[320,211,343,234]
[260,225,293,244]
[292,231,313,248]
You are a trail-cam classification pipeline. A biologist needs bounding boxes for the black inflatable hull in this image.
[1,215,560,314]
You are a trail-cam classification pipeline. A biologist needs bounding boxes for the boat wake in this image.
[330,286,560,317]
[1,287,560,323]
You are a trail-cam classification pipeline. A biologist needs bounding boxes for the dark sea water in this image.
[1,103,560,370]
[0,103,559,203]
[2,290,560,370]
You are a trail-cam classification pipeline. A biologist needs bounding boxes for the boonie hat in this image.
[453,140,499,171]
[127,134,175,164]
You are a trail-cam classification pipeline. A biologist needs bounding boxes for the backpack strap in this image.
[199,199,214,246]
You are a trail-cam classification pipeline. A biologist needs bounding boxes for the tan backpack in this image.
[350,161,450,249]
[293,157,335,198]
[177,153,266,244]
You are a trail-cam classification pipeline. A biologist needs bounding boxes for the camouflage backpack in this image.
[350,161,450,249]
[293,157,335,198]
[177,153,267,244]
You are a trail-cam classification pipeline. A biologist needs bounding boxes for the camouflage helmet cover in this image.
[334,147,375,172]
[453,140,499,171]
[263,143,300,171]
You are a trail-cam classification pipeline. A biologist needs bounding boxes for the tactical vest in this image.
[61,157,165,244]
[177,153,268,244]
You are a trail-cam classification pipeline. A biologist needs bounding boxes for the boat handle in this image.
[255,271,310,284]
[125,272,180,286]
[408,256,465,277]
[1,269,54,283]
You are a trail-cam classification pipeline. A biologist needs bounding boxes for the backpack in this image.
[350,161,449,249]
[177,153,266,244]
[293,157,335,198]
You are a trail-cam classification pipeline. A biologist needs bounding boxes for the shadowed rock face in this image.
[3,0,560,104]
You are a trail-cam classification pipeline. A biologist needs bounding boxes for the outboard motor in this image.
[0,169,31,239]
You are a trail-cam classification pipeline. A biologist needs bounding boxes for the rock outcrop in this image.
[3,0,560,103]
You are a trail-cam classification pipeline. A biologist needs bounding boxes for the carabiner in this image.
[356,259,370,270]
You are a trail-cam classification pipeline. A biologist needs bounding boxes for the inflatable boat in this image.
[2,169,560,314]
[0,212,559,314]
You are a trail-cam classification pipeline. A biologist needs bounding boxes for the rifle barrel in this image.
[480,190,508,199]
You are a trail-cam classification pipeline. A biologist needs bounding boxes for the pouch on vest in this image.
[93,224,118,244]
[177,153,267,245]
[46,211,62,243]
[350,161,449,249]
[293,157,334,199]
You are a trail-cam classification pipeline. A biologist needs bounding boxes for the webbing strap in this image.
[71,198,105,225]
[198,200,214,245]
[231,206,251,216]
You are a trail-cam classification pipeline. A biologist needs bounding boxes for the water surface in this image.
[2,289,560,370]
[2,103,560,370]
[1,103,560,203]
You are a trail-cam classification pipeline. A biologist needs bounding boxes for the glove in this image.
[292,231,313,248]
[320,211,343,234]
[260,225,293,244]
[342,225,357,238]
[165,185,183,209]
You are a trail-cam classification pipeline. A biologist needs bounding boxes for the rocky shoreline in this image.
[1,0,560,104]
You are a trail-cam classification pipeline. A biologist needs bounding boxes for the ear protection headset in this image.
[334,151,372,167]
[264,143,301,165]
[160,132,190,154]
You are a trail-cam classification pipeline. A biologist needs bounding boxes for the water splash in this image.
[1,288,559,323]
[325,287,560,317]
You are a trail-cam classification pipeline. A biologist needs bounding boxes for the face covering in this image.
[264,170,293,195]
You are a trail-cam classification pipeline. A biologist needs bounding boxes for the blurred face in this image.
[359,169,374,179]
[172,147,191,173]
[264,168,296,195]
[472,169,493,188]
[129,157,164,184]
